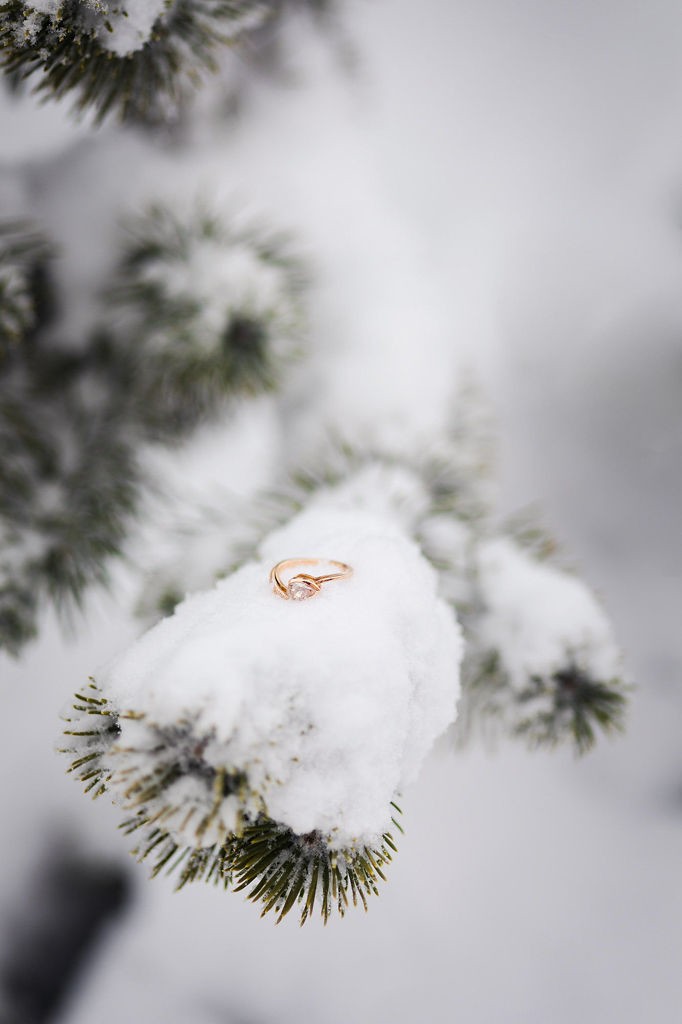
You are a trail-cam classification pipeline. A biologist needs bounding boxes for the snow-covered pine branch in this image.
[0,332,139,654]
[107,201,307,436]
[0,0,274,123]
[458,536,626,754]
[62,495,462,924]
[0,198,306,655]
[62,406,626,924]
[128,415,626,762]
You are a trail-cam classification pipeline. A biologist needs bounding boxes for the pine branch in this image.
[0,1,275,124]
[514,666,628,754]
[136,404,492,623]
[229,815,401,926]
[107,201,307,436]
[61,679,403,924]
[0,219,53,357]
[60,679,123,797]
[455,537,628,754]
[0,199,307,653]
[0,335,139,654]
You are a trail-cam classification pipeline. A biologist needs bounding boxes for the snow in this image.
[16,1,167,55]
[1,0,682,1021]
[130,398,282,620]
[96,2,168,57]
[102,508,462,847]
[475,538,622,689]
[14,1,272,57]
[136,225,300,357]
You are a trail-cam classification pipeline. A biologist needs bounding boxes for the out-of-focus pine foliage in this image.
[0,205,306,655]
[0,333,139,654]
[454,521,627,756]
[0,219,52,357]
[459,648,627,755]
[107,201,307,436]
[0,0,275,124]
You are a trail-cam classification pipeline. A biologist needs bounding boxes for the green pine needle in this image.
[229,815,401,926]
[60,679,122,797]
[457,649,628,756]
[515,667,628,755]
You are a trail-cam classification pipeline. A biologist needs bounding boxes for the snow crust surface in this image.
[103,509,462,846]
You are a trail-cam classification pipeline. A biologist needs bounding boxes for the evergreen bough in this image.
[0,0,274,124]
[0,219,52,356]
[62,681,402,925]
[108,201,306,435]
[0,220,142,653]
[135,430,627,758]
[0,336,139,653]
[0,199,306,655]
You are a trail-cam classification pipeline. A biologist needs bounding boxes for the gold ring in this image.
[269,558,353,601]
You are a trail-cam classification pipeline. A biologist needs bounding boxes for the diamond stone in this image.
[287,577,316,600]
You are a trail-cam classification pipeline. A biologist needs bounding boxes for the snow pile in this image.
[131,451,436,627]
[102,508,462,848]
[475,538,621,687]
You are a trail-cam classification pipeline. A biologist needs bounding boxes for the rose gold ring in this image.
[269,558,353,601]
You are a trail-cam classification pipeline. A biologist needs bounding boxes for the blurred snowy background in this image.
[1,1,681,1022]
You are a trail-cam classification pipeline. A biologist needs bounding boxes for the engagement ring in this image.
[269,558,353,601]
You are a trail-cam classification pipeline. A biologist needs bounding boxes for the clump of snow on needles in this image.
[102,509,462,848]
[96,1,271,56]
[17,2,165,53]
[475,538,621,686]
[97,1,168,57]
[18,1,167,55]
[140,231,298,357]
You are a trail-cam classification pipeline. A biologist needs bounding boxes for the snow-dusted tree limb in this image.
[62,499,462,924]
[107,200,307,436]
[62,402,627,924]
[131,391,494,623]
[0,333,139,654]
[129,417,627,762]
[0,1,274,124]
[457,536,627,754]
[0,199,306,655]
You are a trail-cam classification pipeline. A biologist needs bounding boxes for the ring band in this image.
[270,558,353,601]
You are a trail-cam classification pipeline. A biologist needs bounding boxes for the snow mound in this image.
[102,509,462,848]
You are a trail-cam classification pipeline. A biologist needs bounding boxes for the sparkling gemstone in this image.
[287,577,316,600]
